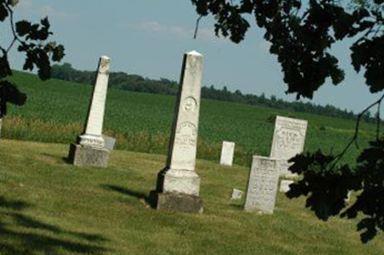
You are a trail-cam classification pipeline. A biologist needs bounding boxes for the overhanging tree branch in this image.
[331,93,384,169]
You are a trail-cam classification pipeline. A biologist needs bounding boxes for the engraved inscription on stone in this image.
[244,156,280,214]
[175,122,197,148]
[275,128,301,153]
[270,116,307,160]
[79,136,104,148]
[270,116,307,177]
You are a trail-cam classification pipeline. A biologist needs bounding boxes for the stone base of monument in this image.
[151,168,203,213]
[151,192,203,213]
[68,143,109,168]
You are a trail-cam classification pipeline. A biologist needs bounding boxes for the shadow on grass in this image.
[101,184,156,208]
[61,156,72,165]
[0,196,109,255]
[35,151,71,165]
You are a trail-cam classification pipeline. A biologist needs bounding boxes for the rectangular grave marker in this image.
[220,141,235,166]
[244,156,280,214]
[270,116,308,178]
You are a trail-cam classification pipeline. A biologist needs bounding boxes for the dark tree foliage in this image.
[0,0,64,117]
[191,0,384,242]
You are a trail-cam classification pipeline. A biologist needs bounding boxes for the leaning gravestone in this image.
[151,51,204,213]
[270,116,308,178]
[68,56,111,168]
[244,156,280,214]
[220,141,235,166]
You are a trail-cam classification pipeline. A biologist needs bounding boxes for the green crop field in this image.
[2,71,376,166]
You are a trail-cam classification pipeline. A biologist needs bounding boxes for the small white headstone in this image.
[270,116,308,177]
[279,179,294,193]
[231,188,243,200]
[220,141,235,166]
[244,156,280,214]
[102,135,116,151]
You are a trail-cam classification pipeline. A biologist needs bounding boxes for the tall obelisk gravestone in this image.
[68,56,111,168]
[152,51,204,213]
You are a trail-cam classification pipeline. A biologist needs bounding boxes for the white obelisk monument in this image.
[68,56,111,168]
[152,51,204,213]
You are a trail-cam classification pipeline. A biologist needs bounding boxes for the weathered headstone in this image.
[231,188,243,200]
[68,56,111,168]
[270,116,308,178]
[102,135,116,151]
[279,179,294,193]
[244,156,280,214]
[220,141,235,166]
[152,51,204,213]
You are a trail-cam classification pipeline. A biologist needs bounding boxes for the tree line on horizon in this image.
[51,63,373,122]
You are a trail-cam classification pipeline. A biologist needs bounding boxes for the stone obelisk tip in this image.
[186,50,203,57]
[100,55,111,61]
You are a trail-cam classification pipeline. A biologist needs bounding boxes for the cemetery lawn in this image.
[3,71,378,167]
[1,139,383,255]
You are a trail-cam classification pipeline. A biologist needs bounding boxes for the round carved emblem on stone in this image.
[182,97,197,112]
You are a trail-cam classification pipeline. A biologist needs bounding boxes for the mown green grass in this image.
[0,139,383,255]
[3,71,376,166]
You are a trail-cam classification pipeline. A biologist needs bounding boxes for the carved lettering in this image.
[244,157,279,214]
[270,116,308,177]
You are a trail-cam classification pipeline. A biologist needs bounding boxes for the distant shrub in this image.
[267,115,276,123]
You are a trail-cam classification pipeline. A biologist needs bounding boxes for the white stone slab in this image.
[79,56,111,149]
[231,188,243,200]
[244,156,280,214]
[279,179,294,193]
[161,51,204,196]
[270,116,308,177]
[102,135,116,151]
[220,141,235,166]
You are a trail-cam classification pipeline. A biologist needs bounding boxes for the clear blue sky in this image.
[8,0,382,113]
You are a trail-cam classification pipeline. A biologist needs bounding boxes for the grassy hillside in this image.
[0,139,383,255]
[3,71,376,166]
